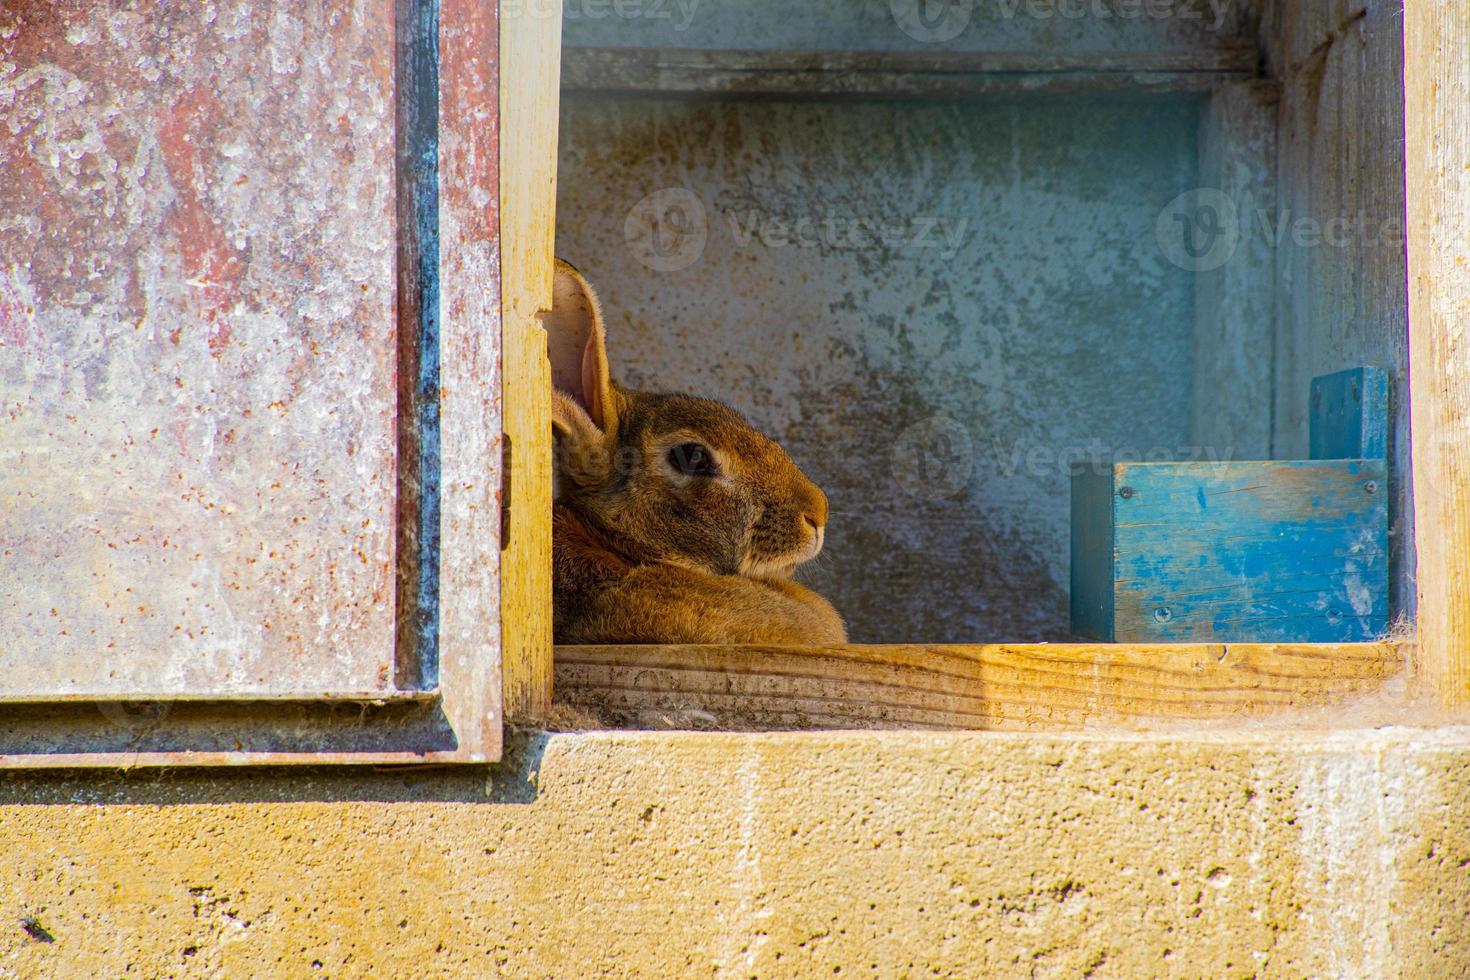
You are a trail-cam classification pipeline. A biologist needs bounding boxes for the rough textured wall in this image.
[0,728,1467,976]
[1189,80,1278,460]
[555,94,1199,641]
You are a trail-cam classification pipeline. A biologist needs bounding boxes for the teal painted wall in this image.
[555,93,1203,640]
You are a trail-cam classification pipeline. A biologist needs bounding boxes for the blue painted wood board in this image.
[1310,366,1389,460]
[1070,460,1389,642]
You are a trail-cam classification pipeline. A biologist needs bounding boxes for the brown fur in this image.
[548,260,846,645]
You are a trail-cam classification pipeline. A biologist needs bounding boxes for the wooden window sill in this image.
[553,642,1405,732]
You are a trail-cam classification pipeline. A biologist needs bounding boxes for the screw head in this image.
[1153,606,1173,624]
[1364,480,1379,494]
[1118,485,1135,500]
[1326,608,1343,625]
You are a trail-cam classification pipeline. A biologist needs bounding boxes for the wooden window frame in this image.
[1401,2,1470,711]
[501,2,1470,731]
[6,5,1459,762]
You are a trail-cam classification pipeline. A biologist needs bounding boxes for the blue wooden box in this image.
[1070,368,1390,643]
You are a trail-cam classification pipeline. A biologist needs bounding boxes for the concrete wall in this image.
[556,93,1202,643]
[2,728,1468,976]
[554,0,1417,639]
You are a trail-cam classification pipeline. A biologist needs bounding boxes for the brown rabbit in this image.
[547,260,846,645]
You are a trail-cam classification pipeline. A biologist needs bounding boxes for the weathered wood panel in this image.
[1071,460,1389,643]
[560,47,1257,98]
[554,641,1403,731]
[439,0,505,758]
[1261,1,1412,619]
[1403,2,1470,706]
[1310,366,1388,461]
[560,0,1263,58]
[0,2,402,695]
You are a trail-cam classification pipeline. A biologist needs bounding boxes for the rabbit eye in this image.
[667,442,718,477]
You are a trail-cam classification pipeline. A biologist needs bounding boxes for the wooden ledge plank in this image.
[561,46,1260,99]
[553,643,1404,732]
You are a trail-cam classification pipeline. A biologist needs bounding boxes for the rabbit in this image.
[547,259,847,646]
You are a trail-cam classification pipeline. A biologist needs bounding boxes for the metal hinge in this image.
[501,432,512,551]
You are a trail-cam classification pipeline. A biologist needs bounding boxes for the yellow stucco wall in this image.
[2,728,1468,977]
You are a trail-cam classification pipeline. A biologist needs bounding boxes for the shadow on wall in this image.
[0,732,551,806]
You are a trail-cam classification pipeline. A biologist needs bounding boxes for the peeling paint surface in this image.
[1087,460,1390,642]
[556,94,1198,641]
[0,2,400,693]
[435,0,505,756]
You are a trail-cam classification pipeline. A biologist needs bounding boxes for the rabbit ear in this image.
[545,260,619,443]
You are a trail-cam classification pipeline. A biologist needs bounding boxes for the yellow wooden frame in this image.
[499,3,1469,728]
[499,0,560,722]
[1404,2,1470,709]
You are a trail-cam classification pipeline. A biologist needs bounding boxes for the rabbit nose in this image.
[801,512,826,557]
[801,483,829,528]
